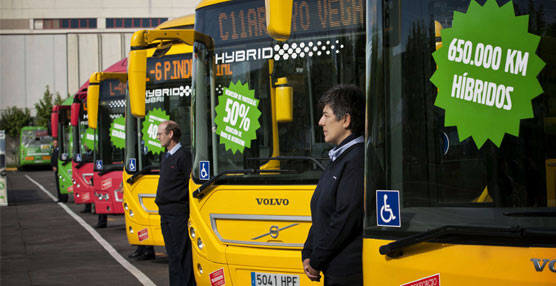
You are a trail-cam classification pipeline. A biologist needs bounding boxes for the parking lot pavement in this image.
[1,170,169,285]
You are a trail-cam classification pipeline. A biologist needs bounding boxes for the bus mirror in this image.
[70,103,80,126]
[435,21,443,50]
[87,73,100,129]
[275,77,293,123]
[51,106,59,138]
[265,0,293,41]
[128,49,147,118]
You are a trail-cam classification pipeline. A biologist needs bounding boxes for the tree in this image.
[34,85,55,127]
[0,106,33,137]
[54,92,64,106]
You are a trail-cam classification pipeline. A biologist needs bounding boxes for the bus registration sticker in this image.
[401,274,440,286]
[138,228,149,242]
[251,272,299,286]
[214,81,262,154]
[209,268,225,286]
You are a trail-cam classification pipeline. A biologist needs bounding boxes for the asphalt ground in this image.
[1,170,170,286]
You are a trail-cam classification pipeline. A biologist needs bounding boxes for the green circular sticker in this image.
[110,116,126,149]
[214,81,262,154]
[141,108,170,155]
[83,128,97,151]
[430,0,545,148]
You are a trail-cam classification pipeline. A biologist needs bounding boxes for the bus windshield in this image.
[74,101,94,162]
[96,79,126,168]
[364,0,556,242]
[193,0,365,184]
[59,109,73,158]
[126,50,192,173]
[21,128,52,150]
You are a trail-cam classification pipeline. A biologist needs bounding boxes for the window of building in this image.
[105,18,168,28]
[41,18,97,29]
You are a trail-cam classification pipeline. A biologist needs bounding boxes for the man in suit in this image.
[155,120,195,285]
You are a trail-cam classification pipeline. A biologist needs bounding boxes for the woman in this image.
[302,84,365,286]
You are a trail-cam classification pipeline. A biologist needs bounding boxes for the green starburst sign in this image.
[430,0,545,148]
[83,128,96,151]
[141,108,170,155]
[109,116,125,149]
[214,81,262,154]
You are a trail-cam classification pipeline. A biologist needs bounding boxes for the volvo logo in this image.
[531,258,556,272]
[256,198,290,206]
[251,223,299,240]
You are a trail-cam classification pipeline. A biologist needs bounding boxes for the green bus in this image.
[19,126,53,168]
[51,97,75,195]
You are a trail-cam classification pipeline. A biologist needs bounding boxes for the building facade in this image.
[0,0,197,115]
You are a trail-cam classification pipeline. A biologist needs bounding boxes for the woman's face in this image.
[318,104,351,145]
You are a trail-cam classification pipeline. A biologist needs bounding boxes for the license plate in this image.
[251,272,299,286]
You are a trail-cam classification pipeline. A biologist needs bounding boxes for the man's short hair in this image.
[163,120,181,142]
[318,84,365,135]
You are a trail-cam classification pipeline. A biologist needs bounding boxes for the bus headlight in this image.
[129,226,134,234]
[197,238,204,250]
[190,227,196,239]
[104,194,110,200]
[129,209,134,217]
[197,263,203,275]
[76,184,80,188]
[124,202,128,210]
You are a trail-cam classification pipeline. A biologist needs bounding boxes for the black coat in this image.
[51,147,59,168]
[302,135,364,277]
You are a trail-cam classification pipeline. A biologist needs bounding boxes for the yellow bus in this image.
[361,0,556,285]
[191,0,365,284]
[123,15,194,247]
[128,0,365,284]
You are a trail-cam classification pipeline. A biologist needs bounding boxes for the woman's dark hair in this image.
[164,120,182,142]
[317,84,365,135]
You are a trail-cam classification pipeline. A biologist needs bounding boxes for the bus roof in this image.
[74,81,89,101]
[197,0,230,10]
[104,58,127,73]
[157,14,194,29]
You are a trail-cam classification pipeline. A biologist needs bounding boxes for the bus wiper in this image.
[126,166,159,185]
[98,164,124,176]
[378,225,556,258]
[192,168,297,199]
[503,209,556,217]
[246,156,326,170]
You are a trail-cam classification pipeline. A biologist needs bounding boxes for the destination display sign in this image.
[146,53,192,85]
[99,79,126,101]
[197,0,364,46]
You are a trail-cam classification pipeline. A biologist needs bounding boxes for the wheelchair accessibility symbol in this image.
[376,190,400,227]
[96,160,103,171]
[200,161,210,180]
